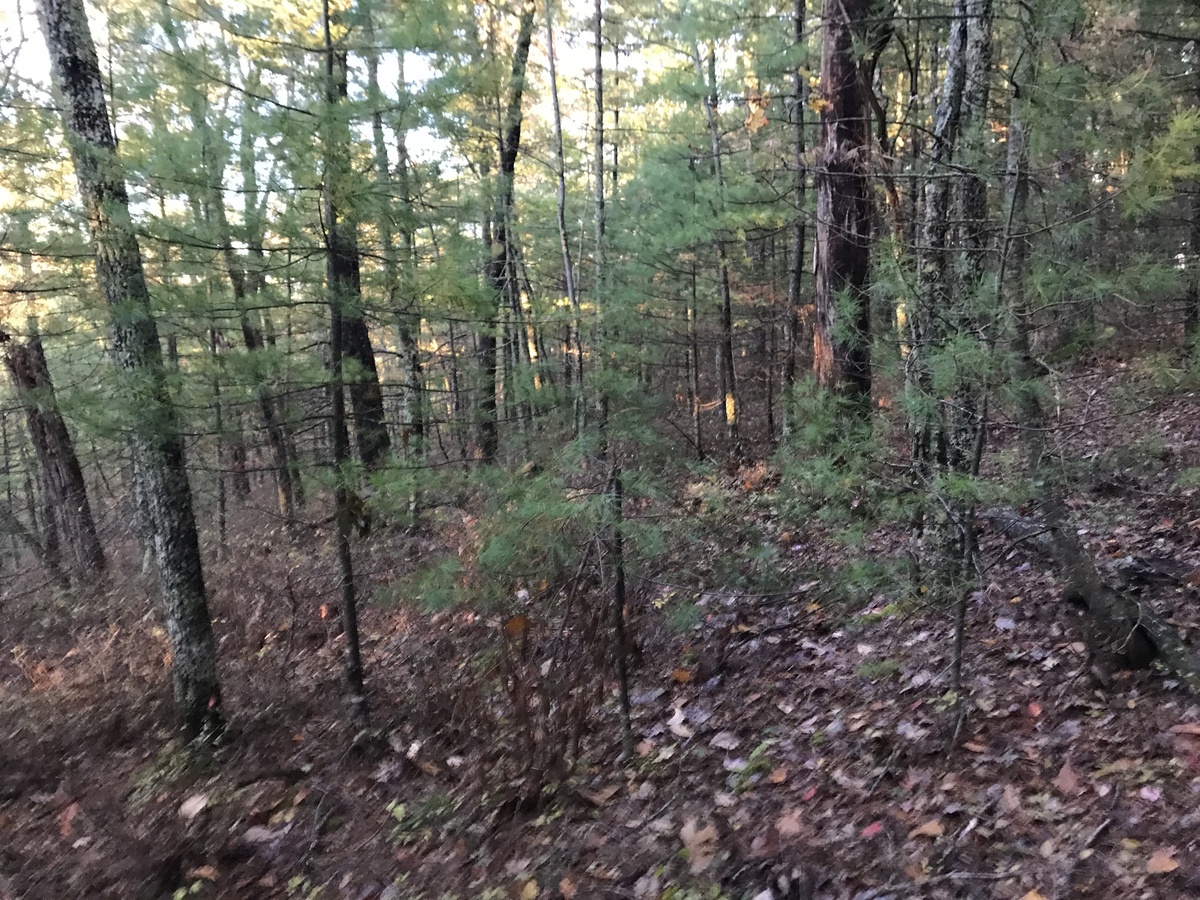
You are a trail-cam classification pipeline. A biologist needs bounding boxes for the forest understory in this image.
[4,352,1200,900]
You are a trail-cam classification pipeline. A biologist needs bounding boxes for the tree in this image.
[34,0,222,738]
[812,0,876,407]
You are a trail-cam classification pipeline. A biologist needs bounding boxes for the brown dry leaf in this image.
[1147,848,1180,874]
[1170,722,1200,736]
[962,741,987,753]
[519,879,539,900]
[186,866,219,881]
[1019,891,1048,900]
[635,740,654,756]
[908,819,943,839]
[768,767,788,784]
[1000,784,1022,814]
[559,876,576,899]
[1054,762,1082,796]
[672,668,693,683]
[58,802,80,837]
[579,784,620,807]
[505,615,532,637]
[679,818,719,873]
[776,808,803,837]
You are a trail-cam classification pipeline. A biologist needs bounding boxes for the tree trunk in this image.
[323,10,391,471]
[782,0,808,439]
[323,0,368,727]
[812,0,873,407]
[691,44,739,445]
[546,4,583,434]
[1,324,104,582]
[906,0,993,584]
[35,0,222,738]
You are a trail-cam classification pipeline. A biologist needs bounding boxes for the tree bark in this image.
[323,0,368,727]
[323,9,391,471]
[812,0,874,406]
[1,323,105,581]
[692,43,739,444]
[782,0,808,438]
[479,0,537,464]
[35,0,222,738]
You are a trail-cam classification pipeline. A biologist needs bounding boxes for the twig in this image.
[855,870,1009,899]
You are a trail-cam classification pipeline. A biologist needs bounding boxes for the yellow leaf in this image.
[1148,848,1180,874]
[908,819,943,839]
[520,879,539,899]
[1019,892,1048,900]
[807,96,832,114]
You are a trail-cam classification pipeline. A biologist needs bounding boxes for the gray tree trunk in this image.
[35,0,222,738]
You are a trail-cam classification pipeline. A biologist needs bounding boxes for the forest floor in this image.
[4,354,1200,900]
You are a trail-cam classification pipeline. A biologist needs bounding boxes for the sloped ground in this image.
[2,357,1200,900]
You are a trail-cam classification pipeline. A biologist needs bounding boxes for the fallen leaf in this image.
[908,819,943,839]
[186,866,219,881]
[58,802,80,837]
[179,793,209,820]
[505,615,532,636]
[1054,762,1082,796]
[1027,702,1042,718]
[1170,722,1200,736]
[519,879,539,899]
[1139,785,1162,803]
[861,820,884,838]
[1019,892,1048,900]
[710,731,741,751]
[679,819,719,873]
[668,708,694,739]
[776,808,803,836]
[768,767,788,784]
[559,876,576,899]
[963,741,987,753]
[672,668,693,683]
[635,740,654,756]
[1147,848,1180,874]
[579,784,620,807]
[1000,784,1022,814]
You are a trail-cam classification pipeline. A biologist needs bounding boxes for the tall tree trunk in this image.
[544,3,582,426]
[323,8,391,471]
[364,15,426,462]
[782,0,808,439]
[480,0,537,463]
[691,44,739,445]
[322,0,368,726]
[35,0,222,738]
[812,0,874,407]
[906,0,994,583]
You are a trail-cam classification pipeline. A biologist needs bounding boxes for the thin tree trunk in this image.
[480,0,537,463]
[691,44,739,445]
[907,0,994,583]
[36,0,222,738]
[323,0,368,727]
[546,6,584,434]
[782,0,807,439]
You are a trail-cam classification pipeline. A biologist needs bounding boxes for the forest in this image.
[2,0,1200,897]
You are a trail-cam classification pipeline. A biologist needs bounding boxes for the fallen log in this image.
[981,504,1200,692]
